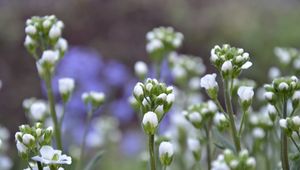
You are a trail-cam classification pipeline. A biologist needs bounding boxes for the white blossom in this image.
[142,112,158,127]
[268,67,281,79]
[55,38,68,51]
[58,78,75,94]
[200,73,218,90]
[133,83,144,97]
[25,25,37,35]
[279,119,287,129]
[40,50,59,64]
[221,60,233,72]
[264,92,274,100]
[241,61,253,69]
[22,134,35,145]
[292,116,300,126]
[278,82,289,90]
[166,93,175,104]
[187,138,200,152]
[292,90,300,100]
[237,86,254,101]
[134,61,148,77]
[49,25,61,39]
[252,128,265,139]
[30,102,47,120]
[146,39,163,53]
[159,141,174,158]
[32,145,71,165]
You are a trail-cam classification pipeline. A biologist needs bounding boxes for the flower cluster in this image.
[15,123,53,159]
[146,27,183,62]
[248,112,273,140]
[210,44,252,78]
[168,52,206,89]
[212,149,256,170]
[82,91,105,109]
[274,47,300,68]
[24,15,67,59]
[183,100,218,128]
[264,76,300,109]
[279,116,300,136]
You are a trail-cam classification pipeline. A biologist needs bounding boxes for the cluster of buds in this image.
[264,76,300,110]
[168,52,206,89]
[183,100,218,128]
[82,91,105,110]
[249,112,273,132]
[58,77,75,103]
[133,78,175,135]
[274,47,300,70]
[279,116,300,136]
[212,149,256,170]
[210,44,252,79]
[24,16,68,79]
[24,15,67,58]
[158,141,174,167]
[146,27,183,62]
[15,123,53,160]
[23,98,49,122]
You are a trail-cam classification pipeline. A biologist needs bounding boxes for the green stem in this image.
[76,108,94,170]
[37,162,43,170]
[223,79,241,152]
[204,126,211,170]
[238,111,247,136]
[45,75,62,150]
[59,102,66,128]
[290,136,300,152]
[281,99,289,170]
[213,99,226,114]
[148,134,156,170]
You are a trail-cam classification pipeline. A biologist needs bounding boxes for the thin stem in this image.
[223,79,241,152]
[45,75,62,150]
[281,98,289,170]
[59,102,66,128]
[148,134,156,170]
[76,108,94,170]
[290,108,297,117]
[297,132,300,140]
[213,99,226,114]
[155,61,161,80]
[290,136,300,152]
[238,110,247,137]
[37,162,43,170]
[204,126,211,170]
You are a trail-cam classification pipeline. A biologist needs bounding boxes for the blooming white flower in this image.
[49,25,61,39]
[32,145,72,165]
[134,61,148,77]
[40,50,59,64]
[58,78,75,94]
[200,73,218,90]
[237,86,254,101]
[279,119,288,129]
[159,141,174,157]
[142,112,158,127]
[221,60,233,72]
[90,91,105,102]
[30,102,47,120]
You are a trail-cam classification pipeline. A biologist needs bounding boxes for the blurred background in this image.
[1,0,300,169]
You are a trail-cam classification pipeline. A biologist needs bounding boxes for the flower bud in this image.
[49,25,61,39]
[16,141,27,153]
[221,60,233,72]
[200,73,218,99]
[237,86,254,111]
[25,25,37,35]
[279,119,288,129]
[278,82,289,91]
[58,78,75,103]
[159,141,174,166]
[134,61,148,79]
[187,138,201,160]
[22,134,35,145]
[142,112,158,135]
[133,83,144,100]
[267,104,277,122]
[187,112,202,128]
[30,102,47,121]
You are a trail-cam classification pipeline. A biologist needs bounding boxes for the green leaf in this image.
[212,128,236,152]
[84,150,105,170]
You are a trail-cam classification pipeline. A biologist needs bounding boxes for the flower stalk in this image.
[148,134,156,170]
[281,99,289,170]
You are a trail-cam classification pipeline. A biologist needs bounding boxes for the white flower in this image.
[229,160,239,168]
[32,145,72,165]
[43,20,51,28]
[142,112,158,127]
[159,141,174,158]
[246,157,256,167]
[22,134,35,145]
[24,36,35,46]
[0,155,12,170]
[40,50,59,64]
[200,73,218,90]
[241,61,253,69]
[134,61,148,77]
[133,83,144,97]
[157,93,167,101]
[264,92,274,100]
[58,78,75,94]
[237,86,254,101]
[25,25,37,35]
[189,77,201,90]
[49,25,61,39]
[221,60,233,72]
[145,83,153,92]
[166,93,175,104]
[292,116,300,126]
[187,138,200,152]
[210,49,218,62]
[146,39,163,53]
[90,91,105,102]
[16,141,27,153]
[267,104,276,114]
[278,82,289,90]
[252,128,265,139]
[188,112,202,123]
[268,67,281,79]
[279,119,287,129]
[55,38,68,51]
[155,105,164,115]
[30,102,47,120]
[293,91,300,100]
[294,58,300,69]
[214,113,226,125]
